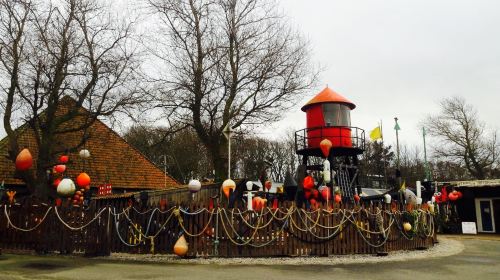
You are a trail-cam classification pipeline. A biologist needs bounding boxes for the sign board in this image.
[462,222,477,234]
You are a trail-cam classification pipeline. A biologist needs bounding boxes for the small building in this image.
[0,97,179,198]
[453,179,500,233]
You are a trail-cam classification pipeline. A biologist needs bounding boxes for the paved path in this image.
[0,236,499,280]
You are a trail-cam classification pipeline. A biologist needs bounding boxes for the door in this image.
[475,199,496,233]
[494,200,500,233]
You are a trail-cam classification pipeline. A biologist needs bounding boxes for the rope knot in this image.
[173,208,183,223]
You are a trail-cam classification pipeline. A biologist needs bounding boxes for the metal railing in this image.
[295,126,366,152]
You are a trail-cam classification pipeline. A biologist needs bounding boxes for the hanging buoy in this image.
[323,159,331,183]
[354,194,361,202]
[310,198,319,210]
[303,176,314,190]
[79,149,91,158]
[52,178,62,188]
[188,179,202,193]
[272,198,278,210]
[173,235,188,257]
[54,164,66,173]
[334,194,342,204]
[246,181,253,191]
[57,178,76,197]
[59,155,69,164]
[403,222,412,232]
[222,179,236,199]
[311,189,319,199]
[319,186,331,201]
[265,181,272,192]
[76,172,91,187]
[15,148,33,171]
[319,139,332,158]
[448,191,459,201]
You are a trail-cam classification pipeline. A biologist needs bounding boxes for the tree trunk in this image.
[206,137,228,182]
[32,159,53,201]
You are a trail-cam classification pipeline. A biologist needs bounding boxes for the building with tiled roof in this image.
[0,97,179,195]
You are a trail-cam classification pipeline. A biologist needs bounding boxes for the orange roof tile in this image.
[0,98,179,190]
[301,87,356,111]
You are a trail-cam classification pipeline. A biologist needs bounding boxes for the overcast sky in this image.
[265,0,500,149]
[1,0,498,152]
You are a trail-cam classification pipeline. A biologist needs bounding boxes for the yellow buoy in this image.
[403,222,412,232]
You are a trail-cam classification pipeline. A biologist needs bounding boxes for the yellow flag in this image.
[369,126,382,141]
[400,181,406,191]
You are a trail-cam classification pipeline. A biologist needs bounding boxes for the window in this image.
[323,104,351,126]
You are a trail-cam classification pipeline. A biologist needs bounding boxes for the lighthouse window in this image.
[323,104,351,127]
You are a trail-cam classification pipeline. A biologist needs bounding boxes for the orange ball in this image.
[76,172,91,187]
[15,149,33,171]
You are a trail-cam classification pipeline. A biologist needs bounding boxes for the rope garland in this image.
[54,206,108,231]
[1,203,435,250]
[4,205,52,232]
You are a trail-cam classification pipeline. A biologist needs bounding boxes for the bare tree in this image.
[423,96,498,179]
[0,0,143,199]
[124,124,212,184]
[147,0,317,179]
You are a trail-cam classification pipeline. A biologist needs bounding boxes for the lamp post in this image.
[223,123,233,179]
[423,127,431,181]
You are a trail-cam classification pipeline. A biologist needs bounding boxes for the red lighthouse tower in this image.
[295,87,365,199]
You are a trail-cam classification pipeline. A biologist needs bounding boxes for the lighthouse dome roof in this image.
[301,87,355,111]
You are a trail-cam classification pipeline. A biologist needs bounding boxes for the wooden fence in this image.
[0,198,436,257]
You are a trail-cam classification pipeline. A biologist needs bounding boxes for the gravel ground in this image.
[102,236,464,265]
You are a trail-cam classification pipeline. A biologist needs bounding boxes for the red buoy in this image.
[59,155,69,164]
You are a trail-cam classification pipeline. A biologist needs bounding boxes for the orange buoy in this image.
[76,172,91,187]
[173,235,188,257]
[15,148,33,171]
[319,139,333,158]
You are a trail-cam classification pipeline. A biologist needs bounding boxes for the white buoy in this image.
[323,159,331,183]
[57,178,76,197]
[188,179,202,193]
[79,149,91,158]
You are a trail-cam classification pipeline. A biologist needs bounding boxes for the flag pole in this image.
[394,117,401,169]
[380,120,388,189]
[394,118,402,199]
